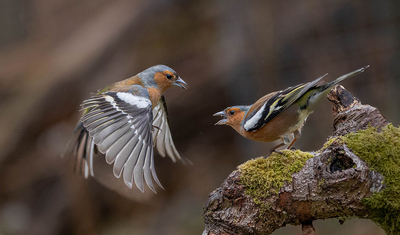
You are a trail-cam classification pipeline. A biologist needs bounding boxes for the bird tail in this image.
[319,65,370,92]
[61,121,96,178]
[298,65,369,111]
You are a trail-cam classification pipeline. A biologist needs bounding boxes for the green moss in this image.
[343,124,400,235]
[322,137,343,150]
[318,178,326,187]
[238,150,314,215]
[236,124,399,231]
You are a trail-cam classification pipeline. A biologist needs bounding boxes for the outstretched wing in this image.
[243,74,327,132]
[79,86,161,193]
[152,96,190,164]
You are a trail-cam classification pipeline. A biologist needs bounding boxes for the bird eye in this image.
[229,110,235,115]
[166,74,172,79]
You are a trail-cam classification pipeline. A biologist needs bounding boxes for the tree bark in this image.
[202,85,389,235]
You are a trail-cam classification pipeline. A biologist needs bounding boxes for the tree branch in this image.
[301,221,315,235]
[203,85,397,235]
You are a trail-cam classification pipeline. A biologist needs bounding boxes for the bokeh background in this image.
[0,0,398,234]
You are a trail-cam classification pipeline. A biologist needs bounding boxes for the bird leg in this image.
[286,129,301,150]
[271,130,301,153]
[269,142,286,154]
[270,135,291,153]
[286,138,298,150]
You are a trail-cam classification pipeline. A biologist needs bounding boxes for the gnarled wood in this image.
[203,85,388,235]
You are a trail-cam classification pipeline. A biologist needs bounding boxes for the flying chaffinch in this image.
[65,65,188,193]
[214,66,369,151]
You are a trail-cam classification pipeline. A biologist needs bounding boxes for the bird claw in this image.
[270,149,285,155]
[152,125,161,132]
[268,145,296,156]
[269,142,285,154]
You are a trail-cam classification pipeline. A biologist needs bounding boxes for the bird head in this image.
[139,65,188,92]
[214,105,250,132]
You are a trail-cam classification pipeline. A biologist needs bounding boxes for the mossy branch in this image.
[203,85,400,235]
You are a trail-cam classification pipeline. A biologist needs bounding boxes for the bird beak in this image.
[213,111,226,117]
[173,77,188,89]
[213,111,227,125]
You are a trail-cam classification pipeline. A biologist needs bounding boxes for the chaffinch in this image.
[65,65,188,193]
[214,66,369,151]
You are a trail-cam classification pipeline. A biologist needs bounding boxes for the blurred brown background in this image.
[0,0,398,234]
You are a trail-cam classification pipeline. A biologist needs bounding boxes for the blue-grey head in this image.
[138,64,188,91]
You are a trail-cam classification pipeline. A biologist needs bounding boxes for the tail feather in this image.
[320,65,370,91]
[300,65,369,111]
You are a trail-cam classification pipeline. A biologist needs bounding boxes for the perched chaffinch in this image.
[65,65,188,193]
[214,66,369,151]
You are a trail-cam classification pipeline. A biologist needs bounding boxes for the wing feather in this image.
[152,96,187,164]
[73,86,186,192]
[133,138,148,192]
[92,119,128,145]
[106,128,135,165]
[79,87,156,191]
[113,130,140,178]
[243,74,327,131]
[123,138,144,188]
[143,141,155,193]
[98,123,131,153]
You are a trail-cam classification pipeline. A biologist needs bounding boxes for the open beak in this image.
[213,111,227,125]
[173,77,188,89]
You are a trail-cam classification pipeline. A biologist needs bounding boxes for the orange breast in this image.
[147,87,162,108]
[239,105,302,142]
